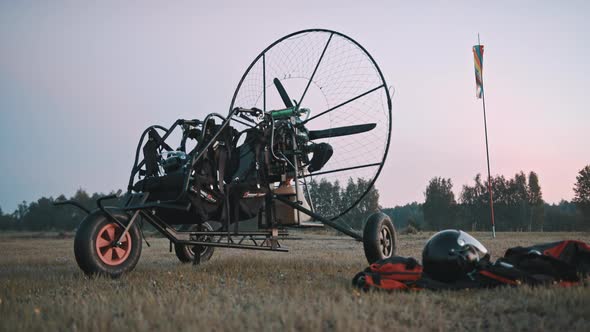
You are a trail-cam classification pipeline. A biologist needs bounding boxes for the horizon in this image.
[1,1,589,212]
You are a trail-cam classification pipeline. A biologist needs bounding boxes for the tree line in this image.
[0,190,123,231]
[306,177,381,230]
[0,177,382,232]
[385,166,590,232]
[1,165,588,232]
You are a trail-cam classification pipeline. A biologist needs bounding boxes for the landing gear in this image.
[362,212,396,264]
[74,210,142,278]
[174,222,215,264]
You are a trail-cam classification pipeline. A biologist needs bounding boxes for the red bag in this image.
[353,240,590,291]
[352,257,422,291]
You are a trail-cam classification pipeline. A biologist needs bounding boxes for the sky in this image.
[0,1,589,213]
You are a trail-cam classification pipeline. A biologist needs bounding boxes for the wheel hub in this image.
[95,223,132,266]
[187,223,213,257]
[379,227,392,257]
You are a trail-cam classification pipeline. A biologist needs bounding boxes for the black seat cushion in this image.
[132,171,185,195]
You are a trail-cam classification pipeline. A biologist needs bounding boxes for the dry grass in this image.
[1,231,590,331]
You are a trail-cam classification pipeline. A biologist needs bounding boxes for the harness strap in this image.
[217,147,227,194]
[479,270,519,286]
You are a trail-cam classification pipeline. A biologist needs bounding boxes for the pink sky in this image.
[0,1,588,212]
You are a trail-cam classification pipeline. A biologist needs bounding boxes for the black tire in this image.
[363,212,396,264]
[174,222,215,264]
[74,209,142,278]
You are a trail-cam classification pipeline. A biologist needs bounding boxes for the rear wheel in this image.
[363,212,396,264]
[74,210,142,278]
[175,222,215,264]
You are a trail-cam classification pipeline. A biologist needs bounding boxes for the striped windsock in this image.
[473,45,484,98]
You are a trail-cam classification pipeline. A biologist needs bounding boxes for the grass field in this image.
[1,231,589,331]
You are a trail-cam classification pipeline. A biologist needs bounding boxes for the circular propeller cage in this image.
[229,29,392,221]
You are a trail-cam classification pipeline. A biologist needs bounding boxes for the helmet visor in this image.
[457,231,488,258]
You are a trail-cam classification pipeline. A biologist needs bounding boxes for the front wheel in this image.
[74,210,142,278]
[362,212,397,264]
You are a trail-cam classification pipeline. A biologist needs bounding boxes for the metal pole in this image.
[478,34,496,238]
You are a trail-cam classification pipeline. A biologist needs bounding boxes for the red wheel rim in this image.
[95,223,132,266]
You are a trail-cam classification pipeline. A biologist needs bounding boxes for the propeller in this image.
[272,77,376,140]
[273,78,294,108]
[308,123,376,140]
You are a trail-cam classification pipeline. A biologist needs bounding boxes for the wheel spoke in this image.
[303,84,384,124]
[99,246,109,255]
[300,163,380,178]
[298,33,333,109]
[380,227,392,257]
[113,247,126,259]
[100,231,110,241]
[102,247,112,259]
[96,237,111,249]
[105,226,115,242]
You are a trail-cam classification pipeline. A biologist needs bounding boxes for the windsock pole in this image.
[474,34,496,238]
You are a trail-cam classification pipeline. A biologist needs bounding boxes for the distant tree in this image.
[383,202,424,230]
[342,178,358,216]
[0,206,18,230]
[459,171,545,231]
[511,172,530,231]
[573,165,590,227]
[307,178,338,219]
[74,188,97,212]
[26,198,50,230]
[354,178,380,215]
[13,201,29,220]
[308,178,346,220]
[459,174,487,231]
[332,180,343,214]
[0,206,7,230]
[490,175,511,231]
[307,177,381,230]
[544,200,580,231]
[339,178,380,229]
[528,171,545,231]
[407,216,421,231]
[423,177,457,230]
[574,166,590,203]
[528,172,543,204]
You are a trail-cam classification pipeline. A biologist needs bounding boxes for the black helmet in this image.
[422,230,489,282]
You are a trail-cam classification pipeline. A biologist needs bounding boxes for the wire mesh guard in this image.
[229,30,392,225]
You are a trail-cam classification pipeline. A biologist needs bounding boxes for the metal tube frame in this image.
[136,209,289,252]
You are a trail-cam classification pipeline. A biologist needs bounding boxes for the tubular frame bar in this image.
[138,210,289,252]
[273,194,362,240]
[300,162,381,178]
[52,200,90,214]
[303,84,384,125]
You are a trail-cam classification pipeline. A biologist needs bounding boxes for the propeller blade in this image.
[273,78,294,108]
[308,123,376,140]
